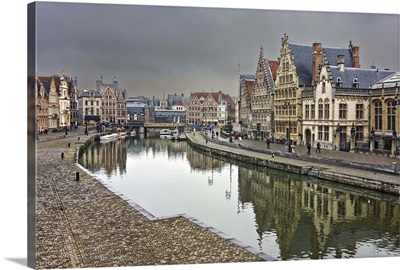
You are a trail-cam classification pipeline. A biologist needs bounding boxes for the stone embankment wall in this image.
[186,134,400,195]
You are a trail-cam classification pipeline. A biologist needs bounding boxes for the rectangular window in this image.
[311,104,315,119]
[375,102,382,130]
[339,104,347,119]
[324,126,329,141]
[356,104,363,119]
[318,126,323,140]
[318,103,323,119]
[355,126,363,141]
[305,105,310,119]
[324,103,329,119]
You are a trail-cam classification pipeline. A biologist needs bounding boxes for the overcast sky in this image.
[35,1,400,99]
[0,2,399,270]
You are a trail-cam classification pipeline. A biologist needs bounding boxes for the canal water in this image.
[79,136,399,261]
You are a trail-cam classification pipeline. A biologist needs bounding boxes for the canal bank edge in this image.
[73,135,278,263]
[185,132,400,196]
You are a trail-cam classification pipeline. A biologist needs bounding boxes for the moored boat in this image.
[160,129,172,138]
[100,133,118,142]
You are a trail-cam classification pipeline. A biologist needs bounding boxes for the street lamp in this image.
[284,99,291,153]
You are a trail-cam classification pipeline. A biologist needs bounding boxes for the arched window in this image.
[387,101,395,130]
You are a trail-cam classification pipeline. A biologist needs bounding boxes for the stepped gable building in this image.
[58,71,71,130]
[115,89,128,126]
[302,50,395,152]
[274,33,361,146]
[238,74,255,136]
[95,74,128,125]
[249,45,277,140]
[101,86,117,123]
[186,91,235,127]
[36,72,75,132]
[36,75,49,134]
[96,74,119,94]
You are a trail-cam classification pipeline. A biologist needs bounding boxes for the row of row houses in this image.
[238,33,399,155]
[35,72,235,132]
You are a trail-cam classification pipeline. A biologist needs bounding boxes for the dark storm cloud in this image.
[36,2,399,98]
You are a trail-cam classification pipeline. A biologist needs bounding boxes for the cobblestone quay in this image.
[34,131,270,269]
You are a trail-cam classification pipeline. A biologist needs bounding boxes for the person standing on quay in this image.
[316,142,321,153]
[266,138,271,149]
[306,142,311,155]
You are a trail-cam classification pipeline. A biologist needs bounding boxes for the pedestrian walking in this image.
[316,142,321,153]
[306,142,311,155]
[266,138,271,149]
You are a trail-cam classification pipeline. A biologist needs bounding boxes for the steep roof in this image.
[268,60,278,81]
[38,75,74,95]
[288,43,353,85]
[330,67,395,89]
[265,59,275,94]
[245,80,254,98]
[192,92,235,109]
[239,74,255,96]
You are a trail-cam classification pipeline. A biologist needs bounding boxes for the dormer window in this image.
[336,77,343,87]
[353,77,360,88]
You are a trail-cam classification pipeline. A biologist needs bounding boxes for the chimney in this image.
[352,46,360,68]
[337,55,345,72]
[312,42,323,84]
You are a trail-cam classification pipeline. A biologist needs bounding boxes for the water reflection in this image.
[79,137,399,260]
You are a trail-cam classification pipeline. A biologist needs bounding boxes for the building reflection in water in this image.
[235,162,399,260]
[80,137,188,179]
[79,138,399,260]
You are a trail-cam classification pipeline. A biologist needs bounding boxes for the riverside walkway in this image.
[34,128,269,269]
[187,128,400,195]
